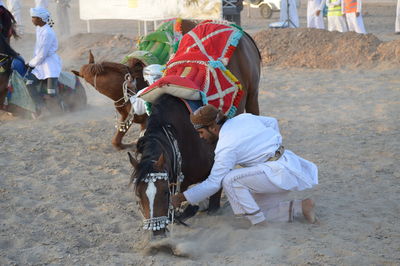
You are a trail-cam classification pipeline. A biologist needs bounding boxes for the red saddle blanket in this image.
[138,21,244,117]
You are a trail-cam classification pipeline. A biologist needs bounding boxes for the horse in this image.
[71,19,199,150]
[129,21,261,237]
[0,34,87,117]
[72,51,148,150]
[0,5,19,44]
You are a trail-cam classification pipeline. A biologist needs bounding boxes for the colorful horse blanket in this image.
[139,21,244,117]
[122,18,183,66]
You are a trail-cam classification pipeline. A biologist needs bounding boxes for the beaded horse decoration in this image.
[138,20,244,117]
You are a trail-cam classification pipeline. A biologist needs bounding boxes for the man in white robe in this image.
[35,0,49,8]
[307,0,325,29]
[27,7,62,113]
[6,0,22,35]
[171,105,318,225]
[342,0,366,34]
[326,0,348,32]
[280,0,299,28]
[396,0,400,34]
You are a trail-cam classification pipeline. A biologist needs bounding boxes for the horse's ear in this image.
[128,152,138,169]
[89,50,94,64]
[71,70,81,77]
[154,153,165,171]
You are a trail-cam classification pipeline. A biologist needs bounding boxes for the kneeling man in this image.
[172,105,318,225]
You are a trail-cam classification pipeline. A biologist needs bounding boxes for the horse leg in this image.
[112,106,134,150]
[245,84,260,115]
[207,188,222,215]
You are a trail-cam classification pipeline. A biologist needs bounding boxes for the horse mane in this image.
[80,61,129,77]
[131,94,182,187]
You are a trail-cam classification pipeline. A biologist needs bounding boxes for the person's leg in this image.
[222,166,287,225]
[45,78,64,113]
[222,166,317,224]
[355,14,366,34]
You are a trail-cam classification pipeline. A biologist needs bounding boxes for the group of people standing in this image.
[282,0,400,35]
[307,0,366,33]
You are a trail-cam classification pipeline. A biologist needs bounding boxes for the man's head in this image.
[30,7,50,27]
[190,104,226,145]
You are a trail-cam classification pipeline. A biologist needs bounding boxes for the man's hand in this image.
[315,10,321,16]
[171,193,186,209]
[356,12,360,17]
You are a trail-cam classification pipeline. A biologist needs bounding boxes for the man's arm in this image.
[183,146,236,204]
[255,116,280,133]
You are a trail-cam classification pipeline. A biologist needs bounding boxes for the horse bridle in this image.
[92,66,138,133]
[0,52,12,73]
[140,125,185,231]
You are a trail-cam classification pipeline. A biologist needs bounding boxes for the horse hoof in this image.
[207,205,220,216]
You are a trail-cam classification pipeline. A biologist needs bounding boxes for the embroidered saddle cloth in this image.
[138,21,244,117]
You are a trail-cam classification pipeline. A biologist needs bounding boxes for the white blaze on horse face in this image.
[145,181,157,219]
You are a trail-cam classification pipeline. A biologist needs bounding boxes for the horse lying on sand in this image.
[72,19,198,150]
[129,20,261,237]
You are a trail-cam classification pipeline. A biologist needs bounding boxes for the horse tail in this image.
[243,31,261,61]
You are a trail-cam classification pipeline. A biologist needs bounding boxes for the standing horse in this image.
[129,21,261,237]
[72,19,199,150]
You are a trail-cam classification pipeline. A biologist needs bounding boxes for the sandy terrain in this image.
[1,0,400,265]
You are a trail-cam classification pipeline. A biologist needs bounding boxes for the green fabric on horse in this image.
[9,71,36,113]
[123,19,182,66]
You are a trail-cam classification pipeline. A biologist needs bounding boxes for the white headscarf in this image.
[30,7,51,24]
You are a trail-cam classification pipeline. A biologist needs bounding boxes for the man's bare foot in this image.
[253,220,268,227]
[302,198,317,224]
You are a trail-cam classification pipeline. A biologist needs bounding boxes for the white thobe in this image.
[307,0,325,29]
[280,0,299,28]
[396,0,400,33]
[183,114,318,224]
[342,0,366,34]
[35,0,49,8]
[6,0,23,34]
[326,0,348,32]
[29,24,62,80]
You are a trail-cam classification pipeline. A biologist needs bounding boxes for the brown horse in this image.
[72,20,200,150]
[129,22,261,237]
[72,51,148,150]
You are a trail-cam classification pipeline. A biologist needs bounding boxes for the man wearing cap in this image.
[171,105,318,226]
[27,6,62,114]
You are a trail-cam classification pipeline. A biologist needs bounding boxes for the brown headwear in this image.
[190,104,224,130]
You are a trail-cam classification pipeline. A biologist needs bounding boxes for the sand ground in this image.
[1,1,400,265]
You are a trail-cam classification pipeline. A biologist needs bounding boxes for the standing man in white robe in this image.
[55,0,71,36]
[342,0,366,34]
[27,7,63,114]
[280,0,299,28]
[307,0,325,29]
[396,0,400,34]
[6,0,22,35]
[171,105,318,226]
[326,0,348,32]
[35,0,49,8]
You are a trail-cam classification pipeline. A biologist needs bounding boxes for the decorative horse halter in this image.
[92,66,138,133]
[140,125,185,231]
[0,52,11,74]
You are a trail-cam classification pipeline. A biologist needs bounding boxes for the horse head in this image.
[128,137,174,237]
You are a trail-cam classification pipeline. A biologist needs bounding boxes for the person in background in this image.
[307,0,325,29]
[342,0,366,34]
[171,105,318,226]
[280,0,299,28]
[326,0,348,32]
[6,0,22,35]
[27,6,63,115]
[55,0,70,36]
[35,0,49,8]
[396,0,400,34]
